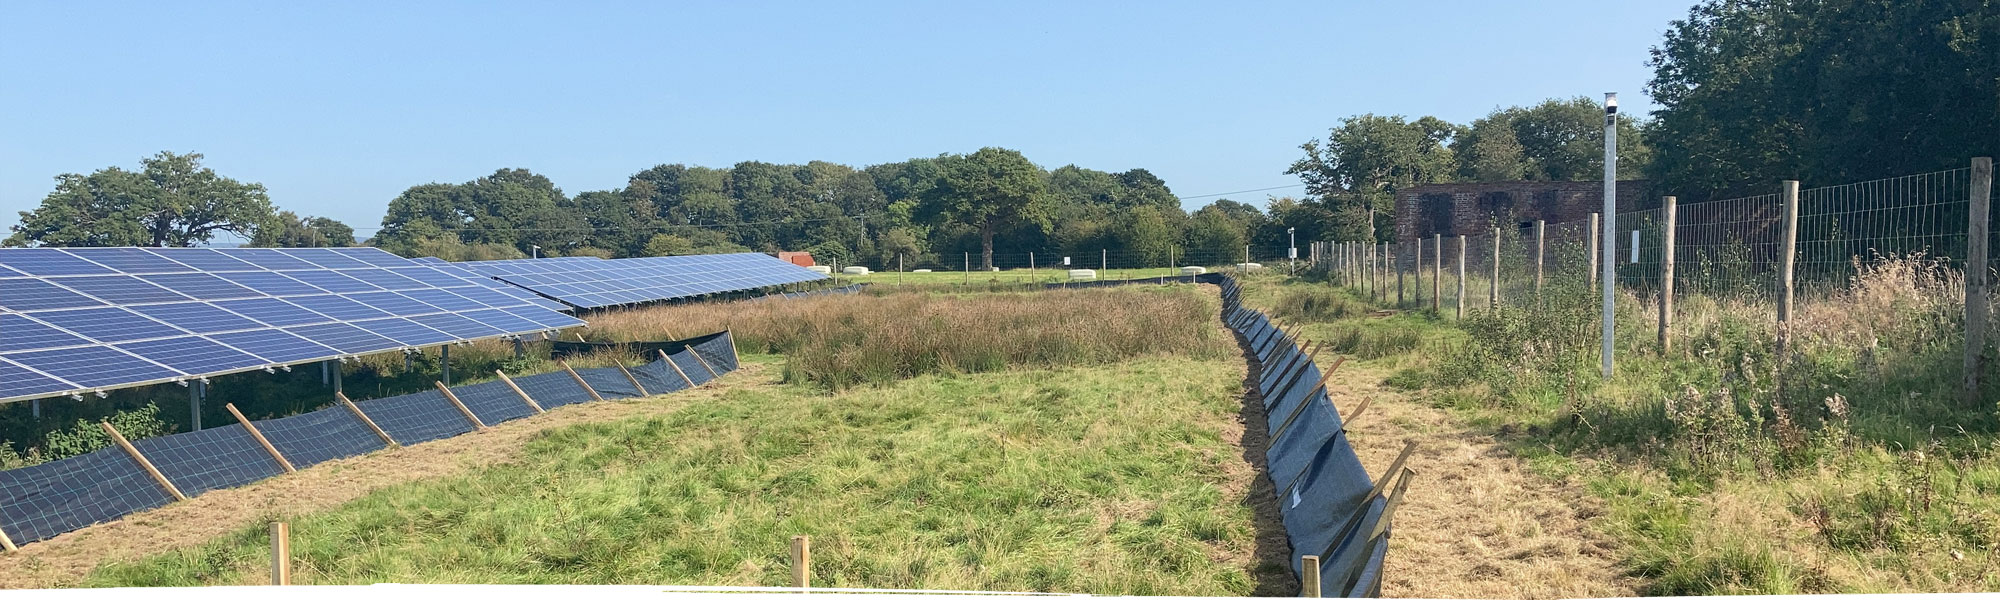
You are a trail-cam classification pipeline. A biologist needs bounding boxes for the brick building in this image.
[1394,180,1651,241]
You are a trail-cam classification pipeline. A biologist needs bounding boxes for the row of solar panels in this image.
[0,247,586,404]
[459,253,826,310]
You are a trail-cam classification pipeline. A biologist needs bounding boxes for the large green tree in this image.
[1645,0,1999,195]
[1453,98,1650,182]
[8,151,275,247]
[1286,115,1459,242]
[924,148,1052,269]
[376,168,583,257]
[248,211,355,247]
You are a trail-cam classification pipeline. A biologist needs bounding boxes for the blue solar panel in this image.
[283,323,401,354]
[467,252,826,310]
[31,308,186,342]
[282,270,379,293]
[116,336,267,374]
[213,271,326,296]
[352,318,457,346]
[0,279,108,311]
[142,249,257,271]
[2,346,178,389]
[0,315,90,353]
[0,358,78,399]
[346,291,442,315]
[285,295,391,321]
[0,246,585,403]
[60,248,196,274]
[209,329,337,364]
[136,273,261,300]
[129,302,263,334]
[213,298,336,327]
[0,249,118,276]
[47,275,191,305]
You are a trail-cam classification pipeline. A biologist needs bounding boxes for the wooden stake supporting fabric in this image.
[727,329,740,368]
[616,362,649,396]
[1340,395,1375,428]
[791,535,811,588]
[0,523,17,552]
[559,360,607,403]
[495,370,544,414]
[659,350,696,388]
[688,351,721,380]
[1264,347,1329,410]
[101,421,185,502]
[1367,467,1418,540]
[226,403,295,473]
[337,392,397,447]
[1269,356,1349,441]
[270,522,291,586]
[434,381,487,430]
[1301,555,1322,598]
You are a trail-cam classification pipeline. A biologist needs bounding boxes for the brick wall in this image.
[1394,180,1652,241]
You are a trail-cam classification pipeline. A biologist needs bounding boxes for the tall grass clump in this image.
[1272,286,1369,322]
[586,287,1232,390]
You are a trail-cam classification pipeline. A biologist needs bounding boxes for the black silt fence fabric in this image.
[692,332,737,372]
[0,447,174,543]
[669,350,715,385]
[510,370,595,408]
[629,359,690,394]
[449,379,538,425]
[551,330,731,360]
[754,283,866,301]
[575,367,642,398]
[129,424,284,497]
[258,405,389,467]
[355,389,475,445]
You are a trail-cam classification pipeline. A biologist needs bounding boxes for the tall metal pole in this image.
[441,345,452,386]
[1600,92,1619,379]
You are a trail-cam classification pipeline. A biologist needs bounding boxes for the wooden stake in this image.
[1340,395,1375,428]
[616,362,649,396]
[659,350,697,388]
[1367,467,1418,540]
[559,360,607,403]
[727,329,740,368]
[0,523,17,552]
[1301,555,1322,598]
[226,403,295,473]
[1969,157,1993,405]
[434,381,487,430]
[495,370,544,414]
[337,391,397,447]
[270,521,291,585]
[790,535,811,588]
[1268,356,1350,440]
[101,421,185,502]
[687,350,721,380]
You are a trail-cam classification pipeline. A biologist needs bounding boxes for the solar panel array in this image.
[0,247,586,404]
[461,252,826,310]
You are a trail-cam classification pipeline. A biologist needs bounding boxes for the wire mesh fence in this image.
[0,334,740,549]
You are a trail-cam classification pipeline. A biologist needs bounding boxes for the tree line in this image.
[1291,0,1997,241]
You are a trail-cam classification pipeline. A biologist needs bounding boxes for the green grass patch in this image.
[85,356,1270,594]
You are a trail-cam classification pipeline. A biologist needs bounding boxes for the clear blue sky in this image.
[1,0,1693,242]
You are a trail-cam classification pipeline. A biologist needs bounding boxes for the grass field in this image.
[1239,264,2000,595]
[67,284,1283,594]
[82,355,1275,593]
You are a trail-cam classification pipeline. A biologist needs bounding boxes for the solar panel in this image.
[0,246,586,404]
[459,252,826,310]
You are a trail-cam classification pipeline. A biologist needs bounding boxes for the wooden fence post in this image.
[1431,234,1443,312]
[1490,228,1501,309]
[616,363,649,396]
[434,381,487,431]
[494,370,545,414]
[1588,213,1600,287]
[1967,157,1992,405]
[659,350,697,388]
[1534,219,1546,298]
[337,392,397,447]
[791,535,811,588]
[1455,235,1467,319]
[1396,242,1404,307]
[1779,181,1800,361]
[225,403,295,473]
[1659,196,1678,352]
[102,421,185,502]
[559,360,607,403]
[1301,555,1322,597]
[270,522,291,585]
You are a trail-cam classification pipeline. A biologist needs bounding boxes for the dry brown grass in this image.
[586,287,1234,389]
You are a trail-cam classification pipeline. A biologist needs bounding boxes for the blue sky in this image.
[1,0,1694,241]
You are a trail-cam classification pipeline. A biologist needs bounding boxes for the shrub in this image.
[1272,287,1368,322]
